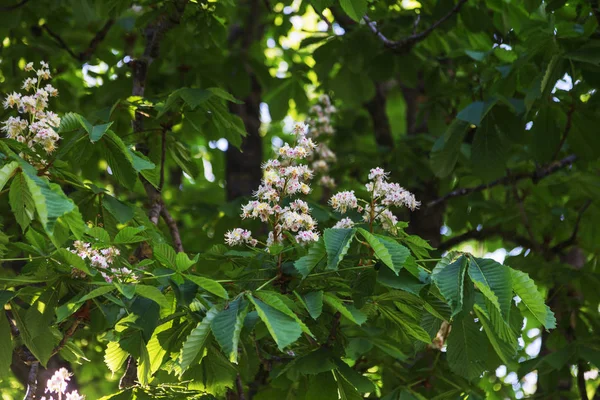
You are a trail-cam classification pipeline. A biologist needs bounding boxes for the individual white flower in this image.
[295,230,320,244]
[319,175,336,188]
[329,191,358,213]
[45,368,71,394]
[24,62,34,71]
[368,167,387,181]
[333,217,355,229]
[3,92,21,109]
[65,391,85,400]
[225,228,255,246]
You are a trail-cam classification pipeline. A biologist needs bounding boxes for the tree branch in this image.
[552,105,575,161]
[42,20,115,62]
[551,200,592,254]
[160,204,184,253]
[24,361,39,400]
[0,0,28,11]
[326,312,341,347]
[428,154,577,207]
[363,0,467,53]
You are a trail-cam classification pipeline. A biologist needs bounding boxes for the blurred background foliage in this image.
[1,0,600,398]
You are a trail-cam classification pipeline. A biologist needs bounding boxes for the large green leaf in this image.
[358,229,409,275]
[254,291,313,337]
[323,293,367,325]
[179,307,217,374]
[101,130,138,189]
[0,314,12,379]
[430,119,470,178]
[324,228,355,270]
[9,172,35,232]
[339,0,367,22]
[431,255,467,318]
[105,341,128,373]
[294,237,326,277]
[0,161,18,191]
[247,296,302,350]
[135,285,170,309]
[184,274,228,299]
[471,115,509,181]
[211,299,247,363]
[510,269,556,329]
[446,312,489,380]
[467,257,512,319]
[20,160,75,234]
[473,304,516,364]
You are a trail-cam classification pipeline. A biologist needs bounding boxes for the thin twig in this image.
[552,105,575,161]
[363,0,468,52]
[511,184,541,252]
[428,154,577,207]
[42,25,79,60]
[311,2,333,32]
[51,317,84,357]
[42,19,115,62]
[160,204,184,253]
[551,200,592,253]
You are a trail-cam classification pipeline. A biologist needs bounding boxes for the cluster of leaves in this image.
[1,0,600,398]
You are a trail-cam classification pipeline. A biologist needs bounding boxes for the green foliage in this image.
[0,0,594,398]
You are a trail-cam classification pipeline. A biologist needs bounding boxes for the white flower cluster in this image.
[306,95,337,189]
[225,228,257,247]
[225,124,320,247]
[69,240,133,283]
[330,167,420,235]
[1,61,61,166]
[41,368,84,400]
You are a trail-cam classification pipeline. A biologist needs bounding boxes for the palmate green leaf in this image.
[471,115,509,181]
[0,161,18,191]
[211,298,247,363]
[18,159,75,234]
[105,341,129,373]
[153,243,177,268]
[467,257,512,319]
[58,112,85,133]
[378,305,431,344]
[510,269,556,329]
[114,226,146,244]
[306,372,338,400]
[473,304,517,364]
[430,119,470,178]
[101,130,138,190]
[254,291,314,337]
[9,172,35,231]
[334,370,363,400]
[339,0,367,22]
[446,312,488,381]
[323,293,367,325]
[431,255,467,318]
[53,248,91,275]
[300,291,323,319]
[135,285,170,309]
[184,274,228,299]
[184,346,237,396]
[294,237,326,277]
[137,335,152,387]
[324,228,355,270]
[103,195,134,224]
[247,296,302,350]
[357,229,409,274]
[175,252,195,272]
[179,307,218,374]
[0,313,12,379]
[146,320,174,375]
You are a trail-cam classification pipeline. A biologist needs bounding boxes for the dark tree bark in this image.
[364,82,394,148]
[225,0,265,201]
